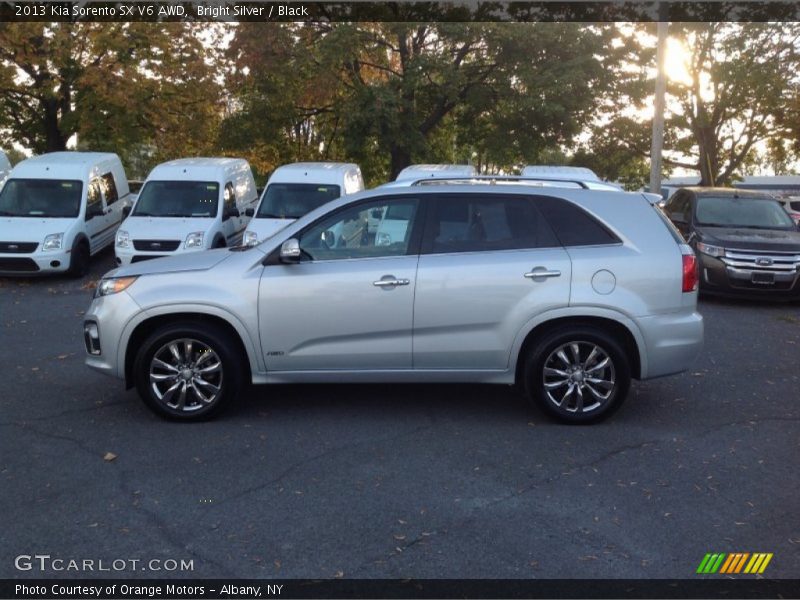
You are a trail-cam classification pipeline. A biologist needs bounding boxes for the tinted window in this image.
[100,173,118,205]
[424,195,557,253]
[0,179,83,218]
[789,201,800,212]
[300,198,419,261]
[133,181,219,218]
[695,196,795,229]
[666,190,691,221]
[257,183,341,219]
[535,196,620,246]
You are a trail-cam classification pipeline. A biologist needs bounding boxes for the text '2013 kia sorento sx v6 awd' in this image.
[83,185,704,423]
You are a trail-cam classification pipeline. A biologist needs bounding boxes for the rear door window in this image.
[422,194,558,254]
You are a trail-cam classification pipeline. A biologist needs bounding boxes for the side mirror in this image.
[228,207,240,218]
[244,208,254,217]
[280,238,302,262]
[122,205,131,218]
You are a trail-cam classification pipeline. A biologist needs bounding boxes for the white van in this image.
[521,165,623,191]
[0,152,130,277]
[243,162,364,246]
[0,150,11,190]
[395,164,478,181]
[115,158,257,266]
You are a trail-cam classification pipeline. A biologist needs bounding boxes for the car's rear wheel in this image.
[133,322,244,420]
[524,327,630,423]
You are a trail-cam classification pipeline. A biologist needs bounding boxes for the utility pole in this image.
[649,14,669,195]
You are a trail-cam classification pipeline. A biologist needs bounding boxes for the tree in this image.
[224,22,622,181]
[607,23,800,186]
[0,23,223,176]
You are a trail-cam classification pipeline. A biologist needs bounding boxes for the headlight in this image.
[42,233,63,251]
[95,276,138,297]
[115,229,130,248]
[696,242,725,257]
[243,230,259,246]
[184,231,205,249]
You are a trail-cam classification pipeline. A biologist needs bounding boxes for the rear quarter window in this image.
[534,196,620,247]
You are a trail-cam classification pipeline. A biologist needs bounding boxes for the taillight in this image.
[682,253,699,292]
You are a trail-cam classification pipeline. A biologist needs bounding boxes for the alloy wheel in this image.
[149,338,223,412]
[542,341,616,414]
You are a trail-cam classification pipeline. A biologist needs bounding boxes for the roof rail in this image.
[406,175,622,190]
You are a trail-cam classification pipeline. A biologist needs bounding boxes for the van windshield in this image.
[256,183,341,219]
[0,179,83,218]
[133,181,219,218]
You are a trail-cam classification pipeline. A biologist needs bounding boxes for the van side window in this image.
[87,180,102,208]
[535,196,621,247]
[423,195,558,254]
[100,173,119,205]
[224,182,236,209]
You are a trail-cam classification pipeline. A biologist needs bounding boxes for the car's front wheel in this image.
[524,327,631,423]
[133,322,244,420]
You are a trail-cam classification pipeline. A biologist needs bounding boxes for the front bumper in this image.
[83,290,143,380]
[699,253,800,298]
[0,249,71,275]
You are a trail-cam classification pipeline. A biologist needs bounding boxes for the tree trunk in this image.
[43,98,68,152]
[389,146,411,180]
[696,126,720,187]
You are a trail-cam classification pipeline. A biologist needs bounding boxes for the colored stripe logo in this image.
[696,553,773,574]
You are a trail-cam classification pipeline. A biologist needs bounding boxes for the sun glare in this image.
[664,37,693,86]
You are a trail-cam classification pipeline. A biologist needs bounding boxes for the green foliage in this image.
[0,23,223,178]
[223,23,621,181]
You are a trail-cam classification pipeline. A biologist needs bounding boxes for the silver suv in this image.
[83,185,704,423]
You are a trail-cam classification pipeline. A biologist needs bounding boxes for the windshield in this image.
[695,196,795,229]
[132,181,219,217]
[0,179,83,218]
[256,183,341,219]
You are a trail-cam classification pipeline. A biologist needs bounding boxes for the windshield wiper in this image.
[0,210,18,216]
[257,213,287,219]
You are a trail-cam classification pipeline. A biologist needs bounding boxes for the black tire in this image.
[67,240,90,278]
[133,322,245,421]
[524,326,631,424]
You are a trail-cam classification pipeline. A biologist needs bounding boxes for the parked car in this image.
[522,165,624,191]
[84,184,703,423]
[0,150,11,190]
[663,187,800,298]
[778,196,800,225]
[0,152,131,277]
[243,162,364,246]
[395,164,478,181]
[115,158,257,266]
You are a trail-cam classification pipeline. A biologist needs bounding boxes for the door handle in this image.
[524,267,561,280]
[373,277,410,287]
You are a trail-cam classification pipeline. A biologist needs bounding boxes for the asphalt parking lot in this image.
[2,249,799,580]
